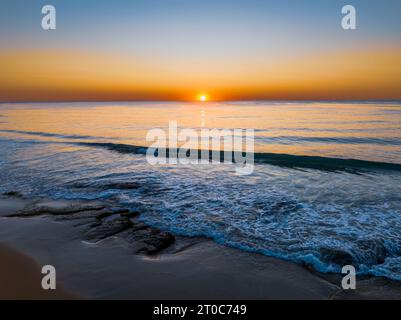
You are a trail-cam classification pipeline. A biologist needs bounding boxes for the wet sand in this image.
[0,195,400,300]
[0,244,76,300]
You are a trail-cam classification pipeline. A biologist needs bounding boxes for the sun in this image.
[198,94,208,102]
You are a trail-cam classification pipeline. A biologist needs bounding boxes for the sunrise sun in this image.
[198,95,208,102]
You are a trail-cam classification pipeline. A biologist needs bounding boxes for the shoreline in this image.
[1,194,400,300]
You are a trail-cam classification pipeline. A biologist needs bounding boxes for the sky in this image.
[0,0,401,102]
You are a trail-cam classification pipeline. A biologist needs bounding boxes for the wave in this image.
[258,136,401,146]
[2,129,401,173]
[0,129,110,141]
[225,100,401,106]
[76,142,401,173]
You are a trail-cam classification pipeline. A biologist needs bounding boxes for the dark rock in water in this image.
[96,207,130,219]
[55,209,108,222]
[319,248,354,266]
[8,202,105,217]
[82,210,174,253]
[111,207,131,214]
[84,214,174,253]
[120,210,140,218]
[140,230,175,254]
[5,197,175,255]
[356,239,388,265]
[130,221,149,231]
[84,217,133,241]
[102,214,122,222]
[74,217,100,227]
[67,217,101,232]
[3,191,23,198]
[119,222,175,254]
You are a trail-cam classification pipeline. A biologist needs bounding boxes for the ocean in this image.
[0,101,400,280]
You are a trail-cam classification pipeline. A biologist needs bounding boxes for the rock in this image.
[121,224,175,254]
[95,207,130,219]
[319,248,354,266]
[2,191,23,198]
[120,210,140,218]
[131,221,149,231]
[356,239,388,265]
[141,230,175,254]
[69,218,101,229]
[84,217,133,241]
[103,214,127,222]
[9,202,105,217]
[5,196,175,255]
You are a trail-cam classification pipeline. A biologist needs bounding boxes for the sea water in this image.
[0,101,400,280]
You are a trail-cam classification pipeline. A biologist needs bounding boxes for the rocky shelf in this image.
[4,193,175,255]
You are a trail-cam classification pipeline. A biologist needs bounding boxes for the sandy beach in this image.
[0,243,76,300]
[1,194,400,300]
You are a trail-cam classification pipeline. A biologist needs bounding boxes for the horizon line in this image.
[1,98,401,104]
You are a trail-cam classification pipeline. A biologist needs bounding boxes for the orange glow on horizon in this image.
[1,46,401,102]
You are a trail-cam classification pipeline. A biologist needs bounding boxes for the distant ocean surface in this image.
[1,101,401,280]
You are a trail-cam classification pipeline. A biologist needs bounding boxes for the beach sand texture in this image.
[1,195,400,300]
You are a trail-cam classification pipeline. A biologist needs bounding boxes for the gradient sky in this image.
[0,0,401,101]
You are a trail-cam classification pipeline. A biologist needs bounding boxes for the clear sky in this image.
[1,0,401,101]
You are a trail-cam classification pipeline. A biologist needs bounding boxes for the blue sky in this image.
[1,0,400,58]
[1,0,401,101]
